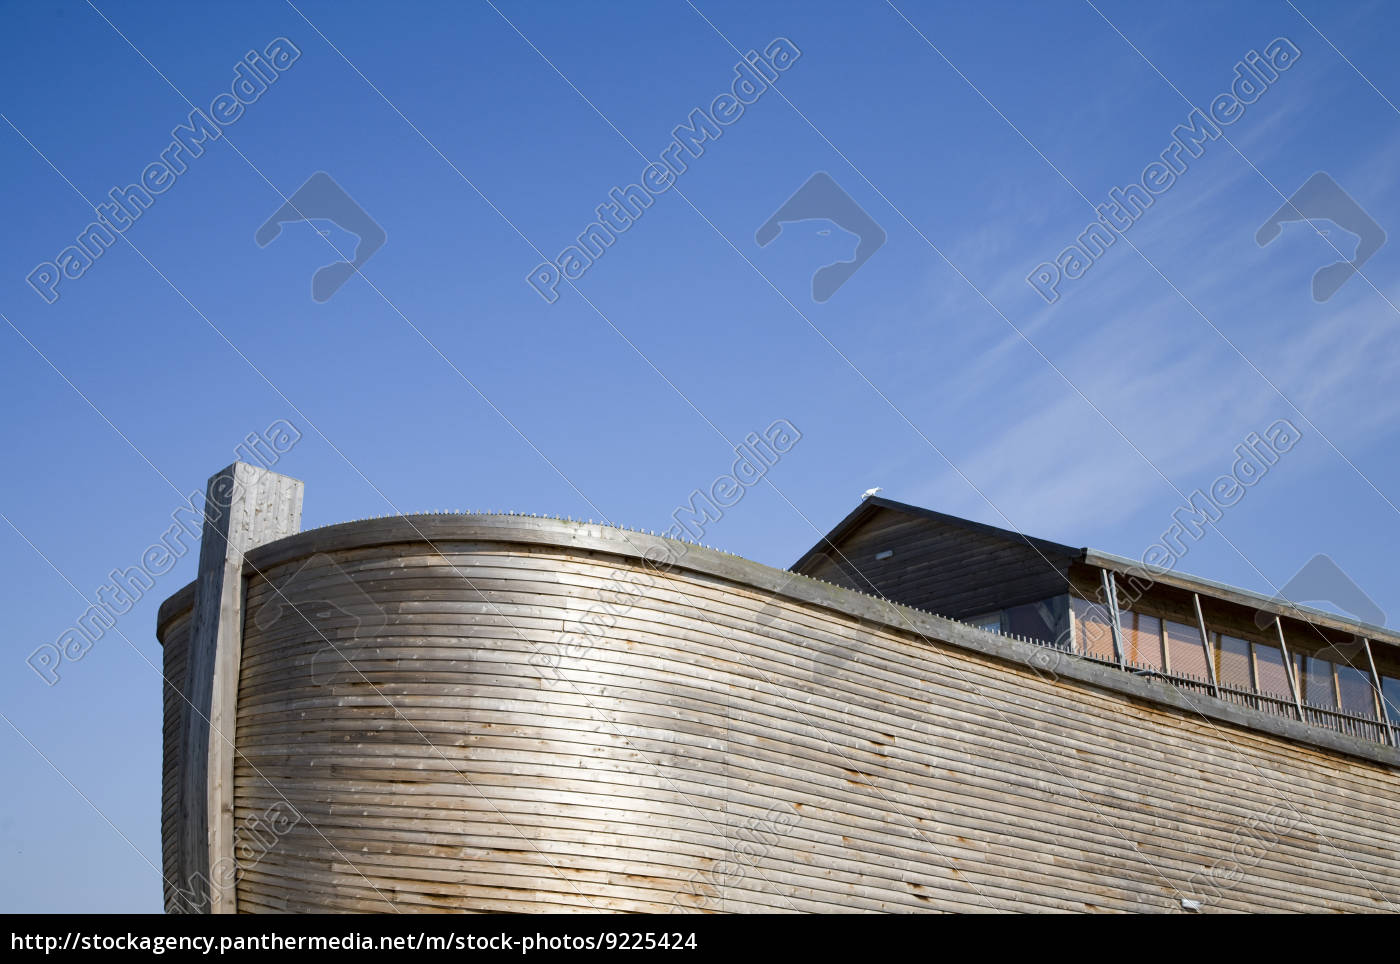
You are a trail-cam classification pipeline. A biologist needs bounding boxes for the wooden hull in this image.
[158,515,1400,913]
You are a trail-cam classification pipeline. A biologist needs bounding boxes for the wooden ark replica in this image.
[159,465,1400,913]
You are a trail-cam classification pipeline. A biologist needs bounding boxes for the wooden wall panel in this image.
[799,510,1075,618]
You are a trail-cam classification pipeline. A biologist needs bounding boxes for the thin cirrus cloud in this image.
[888,123,1399,542]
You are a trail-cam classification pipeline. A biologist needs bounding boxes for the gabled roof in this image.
[791,495,1082,573]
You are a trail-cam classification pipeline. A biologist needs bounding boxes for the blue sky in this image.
[3,0,1398,912]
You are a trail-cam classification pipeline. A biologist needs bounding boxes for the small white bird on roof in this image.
[861,486,883,500]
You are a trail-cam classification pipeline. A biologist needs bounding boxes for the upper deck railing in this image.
[1008,633,1400,749]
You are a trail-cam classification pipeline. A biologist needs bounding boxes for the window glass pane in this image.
[1253,642,1292,701]
[1296,654,1337,708]
[1004,598,1066,646]
[1164,620,1208,680]
[1071,597,1115,661]
[1383,676,1400,721]
[1213,633,1253,690]
[968,613,1002,634]
[1337,665,1376,717]
[1122,612,1164,671]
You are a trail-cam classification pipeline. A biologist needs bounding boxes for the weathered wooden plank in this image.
[172,463,302,914]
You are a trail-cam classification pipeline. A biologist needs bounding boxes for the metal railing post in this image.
[1274,615,1306,723]
[1101,569,1126,669]
[1193,593,1220,698]
[1362,638,1394,747]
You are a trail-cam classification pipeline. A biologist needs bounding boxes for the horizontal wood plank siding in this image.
[797,509,1075,618]
[149,518,1400,913]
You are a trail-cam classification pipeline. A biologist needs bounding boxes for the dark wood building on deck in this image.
[793,496,1400,748]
